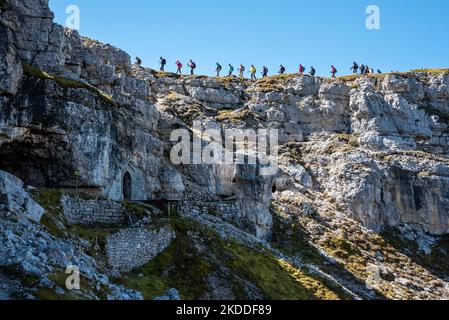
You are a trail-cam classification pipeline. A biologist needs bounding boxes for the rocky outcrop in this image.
[0,170,44,223]
[0,216,143,300]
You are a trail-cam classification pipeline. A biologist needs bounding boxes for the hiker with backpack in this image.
[228,64,234,77]
[365,65,370,74]
[360,64,366,75]
[331,65,337,78]
[175,60,183,74]
[351,62,359,74]
[299,64,306,75]
[160,57,167,71]
[238,64,245,79]
[262,66,269,78]
[279,64,286,75]
[216,63,222,77]
[250,65,257,81]
[189,60,197,75]
[135,57,142,67]
[310,66,316,77]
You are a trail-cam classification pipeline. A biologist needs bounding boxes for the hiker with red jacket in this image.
[175,60,183,74]
[189,59,196,75]
[299,64,305,75]
[331,65,337,78]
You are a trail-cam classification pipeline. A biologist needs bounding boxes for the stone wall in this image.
[180,200,243,224]
[181,201,240,218]
[61,195,127,226]
[106,227,175,273]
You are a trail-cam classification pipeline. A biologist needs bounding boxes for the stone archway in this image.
[123,172,132,201]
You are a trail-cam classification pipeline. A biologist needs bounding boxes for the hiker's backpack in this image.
[191,62,196,69]
[161,58,166,65]
[217,64,222,71]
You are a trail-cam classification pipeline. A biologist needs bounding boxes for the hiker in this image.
[250,65,257,81]
[135,57,142,67]
[189,60,196,75]
[279,64,286,75]
[216,63,222,77]
[360,64,366,75]
[331,65,337,78]
[175,60,183,74]
[299,64,305,75]
[351,61,359,74]
[377,69,382,74]
[262,66,269,78]
[310,66,316,77]
[370,67,374,74]
[239,64,245,79]
[228,64,234,77]
[365,65,370,74]
[160,57,167,71]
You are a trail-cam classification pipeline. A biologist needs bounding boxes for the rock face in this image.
[1,0,449,240]
[0,170,44,223]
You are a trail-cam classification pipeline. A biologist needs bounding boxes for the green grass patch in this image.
[115,218,213,300]
[152,70,182,79]
[216,108,251,123]
[30,189,66,238]
[410,68,449,75]
[122,202,148,220]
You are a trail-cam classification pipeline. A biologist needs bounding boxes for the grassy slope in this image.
[115,216,344,300]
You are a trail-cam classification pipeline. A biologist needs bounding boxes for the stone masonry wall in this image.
[61,195,127,226]
[181,200,242,223]
[106,227,175,273]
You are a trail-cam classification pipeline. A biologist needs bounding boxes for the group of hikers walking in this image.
[351,61,382,75]
[136,57,380,80]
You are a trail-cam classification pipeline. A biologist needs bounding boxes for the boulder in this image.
[0,170,44,223]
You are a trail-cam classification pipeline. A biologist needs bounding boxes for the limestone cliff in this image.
[1,0,449,300]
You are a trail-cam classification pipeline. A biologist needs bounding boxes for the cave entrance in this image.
[123,172,132,201]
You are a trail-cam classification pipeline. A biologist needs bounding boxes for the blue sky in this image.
[49,0,449,77]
